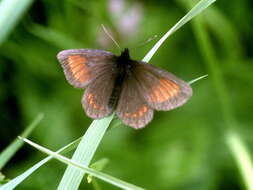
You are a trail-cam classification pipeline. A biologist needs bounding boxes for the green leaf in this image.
[20,137,146,190]
[57,114,114,190]
[0,113,44,170]
[0,0,34,45]
[142,0,216,63]
[0,138,81,190]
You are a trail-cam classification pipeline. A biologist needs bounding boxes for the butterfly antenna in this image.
[140,35,158,46]
[101,24,121,50]
[132,35,158,49]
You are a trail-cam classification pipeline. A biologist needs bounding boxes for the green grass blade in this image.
[184,0,234,124]
[55,2,215,189]
[48,2,215,189]
[188,74,208,85]
[0,113,44,170]
[181,1,253,189]
[20,137,146,190]
[57,114,114,190]
[0,0,34,45]
[0,138,81,190]
[142,0,216,63]
[226,131,253,190]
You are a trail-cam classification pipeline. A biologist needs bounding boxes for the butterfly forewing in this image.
[57,49,116,88]
[116,76,153,129]
[57,48,193,129]
[134,62,192,111]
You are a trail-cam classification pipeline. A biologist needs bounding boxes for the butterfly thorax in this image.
[108,48,135,109]
[58,47,192,128]
[116,48,135,75]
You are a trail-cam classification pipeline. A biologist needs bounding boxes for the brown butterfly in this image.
[57,48,192,129]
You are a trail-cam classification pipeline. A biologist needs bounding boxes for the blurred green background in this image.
[0,0,253,189]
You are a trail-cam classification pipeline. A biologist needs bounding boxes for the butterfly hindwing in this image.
[82,71,116,119]
[116,76,153,129]
[57,49,116,88]
[134,62,192,111]
[57,48,192,128]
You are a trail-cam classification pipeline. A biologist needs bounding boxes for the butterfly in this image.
[57,48,192,129]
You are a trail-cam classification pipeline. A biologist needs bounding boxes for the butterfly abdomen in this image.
[57,48,192,128]
[108,78,123,109]
[108,67,127,109]
[108,49,133,109]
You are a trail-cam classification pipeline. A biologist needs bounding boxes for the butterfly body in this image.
[57,48,192,129]
[109,48,136,109]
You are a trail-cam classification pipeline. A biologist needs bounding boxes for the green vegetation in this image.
[0,0,253,189]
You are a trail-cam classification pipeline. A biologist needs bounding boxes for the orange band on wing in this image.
[123,105,148,118]
[67,55,89,83]
[150,78,180,103]
[86,93,105,111]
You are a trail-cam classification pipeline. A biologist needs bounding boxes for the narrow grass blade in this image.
[182,1,253,189]
[0,113,44,170]
[20,137,146,190]
[184,0,233,123]
[226,131,253,190]
[0,138,81,190]
[142,0,216,63]
[0,0,34,45]
[188,74,208,85]
[57,114,114,190]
